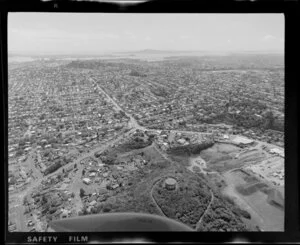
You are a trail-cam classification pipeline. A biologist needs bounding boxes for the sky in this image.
[8,13,284,55]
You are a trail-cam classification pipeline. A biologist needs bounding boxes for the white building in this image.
[83,178,91,185]
[223,134,229,139]
[89,172,96,177]
[177,138,186,145]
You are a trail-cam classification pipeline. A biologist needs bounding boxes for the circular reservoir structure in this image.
[165,177,177,190]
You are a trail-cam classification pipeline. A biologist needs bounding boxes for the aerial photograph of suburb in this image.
[8,13,284,232]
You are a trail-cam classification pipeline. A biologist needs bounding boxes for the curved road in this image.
[149,177,168,217]
[152,143,217,231]
[150,175,215,231]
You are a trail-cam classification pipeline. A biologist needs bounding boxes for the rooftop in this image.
[165,177,177,186]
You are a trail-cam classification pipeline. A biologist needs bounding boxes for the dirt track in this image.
[195,190,214,231]
[150,178,168,217]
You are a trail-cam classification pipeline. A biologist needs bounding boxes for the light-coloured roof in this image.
[232,136,253,144]
[90,200,97,206]
[165,178,177,185]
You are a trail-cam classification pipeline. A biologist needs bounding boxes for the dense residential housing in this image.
[8,54,284,232]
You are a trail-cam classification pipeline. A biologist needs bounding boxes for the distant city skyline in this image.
[8,13,284,55]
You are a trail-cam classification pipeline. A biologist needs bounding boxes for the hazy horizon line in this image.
[8,49,284,57]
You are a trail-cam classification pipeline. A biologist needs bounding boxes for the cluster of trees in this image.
[152,176,211,228]
[228,109,283,132]
[84,98,95,105]
[43,161,62,175]
[189,141,215,154]
[167,146,190,156]
[79,188,85,198]
[39,192,66,221]
[167,140,214,156]
[78,168,161,217]
[149,86,169,98]
[101,154,117,165]
[197,196,248,232]
[121,137,152,151]
[15,148,25,157]
[113,110,127,119]
[155,160,169,169]
[188,92,283,134]
[222,194,251,219]
[232,207,251,219]
[129,70,147,77]
[235,182,268,196]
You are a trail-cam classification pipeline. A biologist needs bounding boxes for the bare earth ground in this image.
[222,170,284,231]
[188,141,284,231]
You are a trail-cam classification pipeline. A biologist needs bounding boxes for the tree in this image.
[23,196,29,206]
[15,149,24,157]
[119,110,126,118]
[79,188,85,198]
[103,206,111,213]
[41,201,50,216]
[57,173,63,181]
[41,195,48,205]
[39,113,46,120]
[49,207,56,214]
[264,110,275,129]
[82,206,88,215]
[46,214,53,222]
[44,162,62,175]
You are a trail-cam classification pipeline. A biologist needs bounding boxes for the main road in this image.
[90,77,214,141]
[90,78,145,131]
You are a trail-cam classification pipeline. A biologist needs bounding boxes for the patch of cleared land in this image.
[222,169,284,231]
[199,143,243,172]
[191,138,284,231]
[245,156,284,186]
[188,155,208,174]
